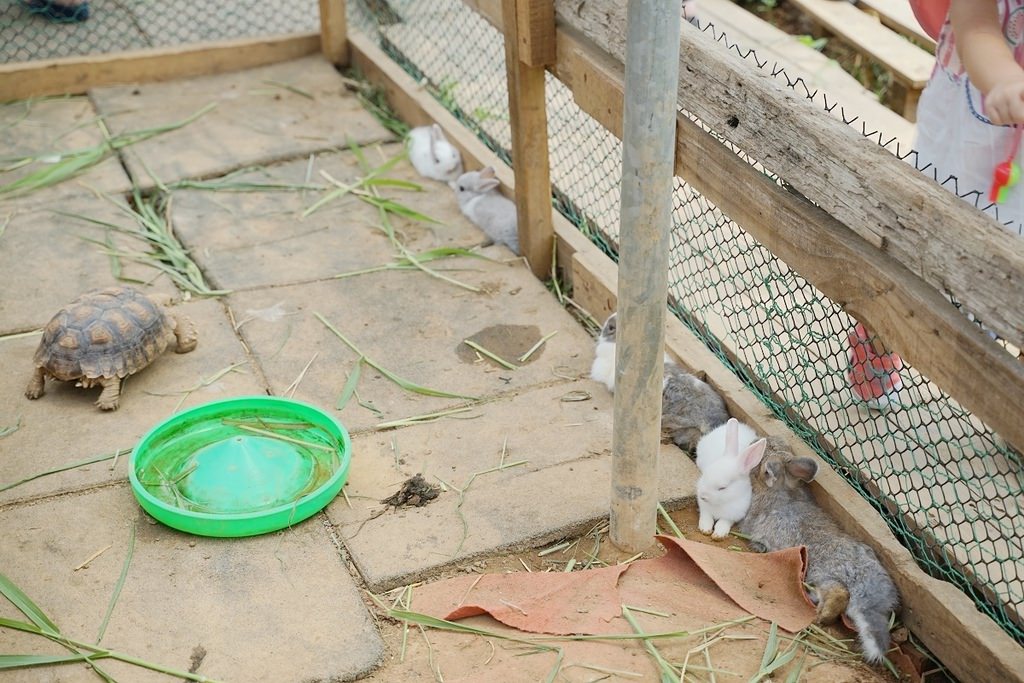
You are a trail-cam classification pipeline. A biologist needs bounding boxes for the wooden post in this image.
[609,0,682,552]
[318,0,349,66]
[501,0,555,278]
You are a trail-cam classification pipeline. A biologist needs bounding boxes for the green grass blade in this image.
[463,339,517,370]
[363,177,424,191]
[0,572,60,635]
[0,653,97,669]
[0,451,123,494]
[315,312,479,400]
[336,360,363,410]
[759,622,779,671]
[95,522,136,644]
[0,616,43,634]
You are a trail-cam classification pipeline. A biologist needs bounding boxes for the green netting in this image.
[350,0,1024,645]
[0,0,318,64]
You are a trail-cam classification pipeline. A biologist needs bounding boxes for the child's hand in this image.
[985,76,1024,125]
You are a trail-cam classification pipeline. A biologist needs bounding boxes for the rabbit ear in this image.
[430,123,443,141]
[741,438,767,472]
[480,166,497,179]
[762,460,782,487]
[724,418,738,456]
[476,176,501,192]
[785,457,818,482]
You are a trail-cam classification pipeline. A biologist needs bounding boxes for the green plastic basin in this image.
[129,396,351,537]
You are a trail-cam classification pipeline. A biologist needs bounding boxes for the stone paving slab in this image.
[0,298,265,505]
[171,145,484,291]
[0,97,133,210]
[0,195,181,335]
[89,56,395,188]
[327,377,698,588]
[0,484,383,682]
[225,257,595,433]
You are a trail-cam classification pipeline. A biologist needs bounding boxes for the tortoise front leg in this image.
[95,376,122,411]
[24,367,46,400]
[170,313,198,353]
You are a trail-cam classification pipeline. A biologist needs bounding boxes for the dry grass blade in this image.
[143,361,247,411]
[284,352,318,398]
[262,79,314,99]
[374,407,477,430]
[0,450,126,494]
[332,247,490,281]
[463,339,517,370]
[315,312,479,400]
[95,522,136,645]
[73,545,112,572]
[232,424,337,452]
[0,329,42,343]
[302,153,406,218]
[657,504,684,539]
[518,331,558,363]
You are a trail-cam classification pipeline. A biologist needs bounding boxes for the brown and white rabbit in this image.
[738,437,900,663]
[590,313,730,451]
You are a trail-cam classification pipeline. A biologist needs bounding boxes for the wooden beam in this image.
[502,0,556,278]
[515,0,556,67]
[789,0,933,88]
[551,0,1024,351]
[318,0,349,66]
[0,33,321,101]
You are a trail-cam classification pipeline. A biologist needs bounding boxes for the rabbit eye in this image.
[717,486,726,491]
[458,185,465,191]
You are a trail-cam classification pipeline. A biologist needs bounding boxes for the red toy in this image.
[990,125,1023,204]
[847,323,903,410]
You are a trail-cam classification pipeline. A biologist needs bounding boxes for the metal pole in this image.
[610,0,682,552]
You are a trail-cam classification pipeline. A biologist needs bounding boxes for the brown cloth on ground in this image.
[414,534,816,635]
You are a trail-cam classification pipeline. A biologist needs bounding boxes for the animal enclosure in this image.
[2,0,1023,681]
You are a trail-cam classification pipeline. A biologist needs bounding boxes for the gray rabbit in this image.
[590,313,729,451]
[450,166,519,255]
[738,437,900,663]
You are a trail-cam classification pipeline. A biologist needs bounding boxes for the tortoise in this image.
[24,286,198,411]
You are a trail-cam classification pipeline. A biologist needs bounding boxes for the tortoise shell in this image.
[34,286,176,381]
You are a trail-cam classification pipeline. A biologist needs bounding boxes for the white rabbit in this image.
[695,418,766,539]
[450,166,519,254]
[695,416,758,471]
[589,312,673,393]
[407,124,463,182]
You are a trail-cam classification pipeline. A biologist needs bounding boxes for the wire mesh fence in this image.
[0,0,318,64]
[2,0,1021,649]
[351,0,1024,645]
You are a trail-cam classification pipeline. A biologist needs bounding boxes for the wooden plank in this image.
[790,0,933,87]
[551,0,1024,352]
[502,0,556,278]
[857,0,935,51]
[0,33,321,101]
[698,0,917,146]
[515,0,556,67]
[318,0,350,66]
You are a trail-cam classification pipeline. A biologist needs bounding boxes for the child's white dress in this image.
[914,1,1024,236]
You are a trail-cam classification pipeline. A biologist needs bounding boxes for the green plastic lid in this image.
[129,396,351,537]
